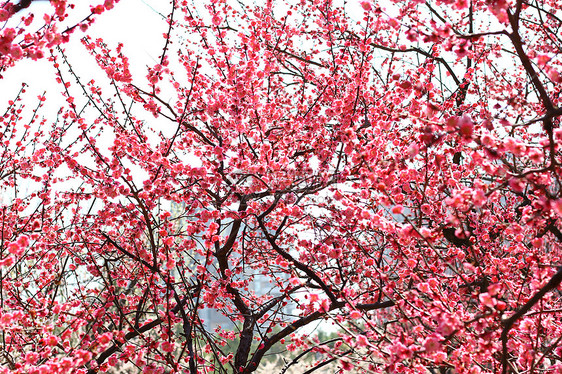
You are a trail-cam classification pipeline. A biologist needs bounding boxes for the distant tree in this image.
[2,0,562,373]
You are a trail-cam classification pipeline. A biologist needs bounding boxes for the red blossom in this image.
[2,0,562,372]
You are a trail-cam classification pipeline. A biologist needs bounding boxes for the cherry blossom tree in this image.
[2,0,562,373]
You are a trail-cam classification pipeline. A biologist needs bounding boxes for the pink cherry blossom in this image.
[1,0,562,372]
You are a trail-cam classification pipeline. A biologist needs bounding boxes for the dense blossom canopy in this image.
[1,0,562,373]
